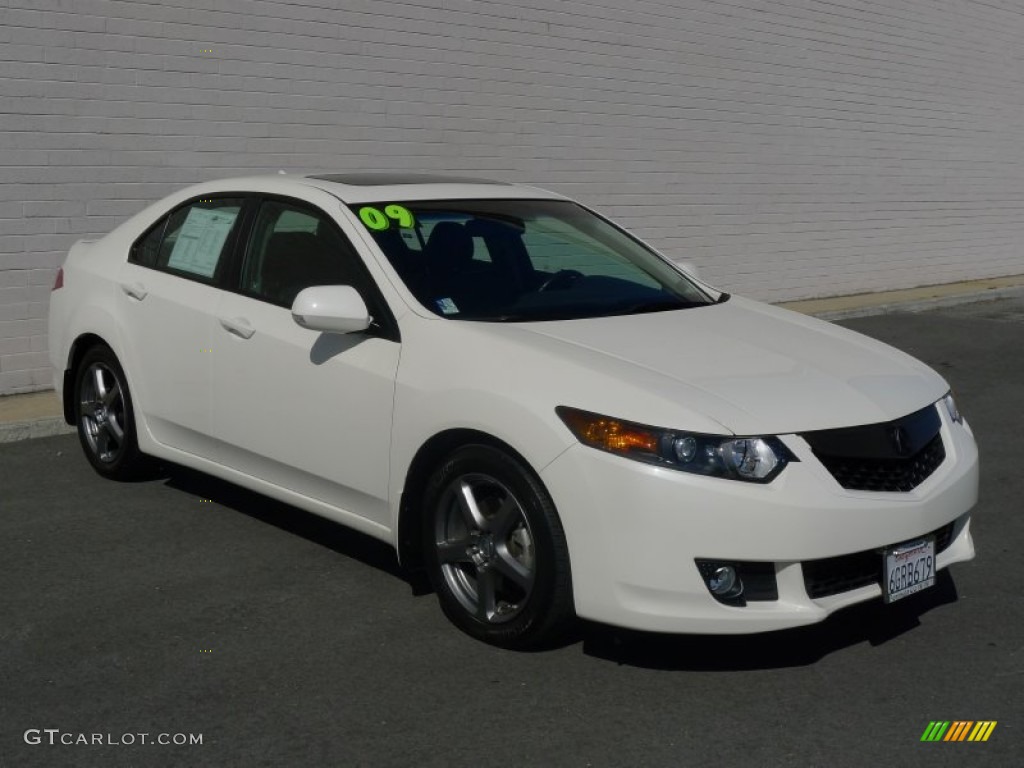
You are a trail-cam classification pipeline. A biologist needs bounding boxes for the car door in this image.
[211,196,400,526]
[116,195,248,457]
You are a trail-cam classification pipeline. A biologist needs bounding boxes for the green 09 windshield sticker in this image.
[358,205,415,230]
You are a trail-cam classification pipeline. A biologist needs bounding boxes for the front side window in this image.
[349,199,713,321]
[241,199,362,308]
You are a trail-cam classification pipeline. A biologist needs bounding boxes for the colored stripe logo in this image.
[921,721,997,742]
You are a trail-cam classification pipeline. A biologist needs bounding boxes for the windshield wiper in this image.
[470,314,534,322]
[716,292,731,304]
[461,299,707,322]
[464,311,580,322]
[606,299,704,316]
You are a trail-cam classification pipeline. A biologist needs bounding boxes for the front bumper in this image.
[540,408,978,634]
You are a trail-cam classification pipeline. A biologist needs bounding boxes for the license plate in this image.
[883,537,936,603]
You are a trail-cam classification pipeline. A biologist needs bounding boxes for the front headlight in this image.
[942,391,963,424]
[556,406,795,483]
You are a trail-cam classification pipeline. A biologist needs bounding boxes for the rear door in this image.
[210,195,400,526]
[116,196,248,457]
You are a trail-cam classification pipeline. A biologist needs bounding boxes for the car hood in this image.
[494,296,949,435]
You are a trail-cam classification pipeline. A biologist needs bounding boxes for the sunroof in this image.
[308,173,508,186]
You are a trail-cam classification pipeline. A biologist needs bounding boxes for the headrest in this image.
[265,231,324,259]
[426,221,474,270]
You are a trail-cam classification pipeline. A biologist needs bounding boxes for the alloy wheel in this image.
[433,472,536,623]
[79,361,127,464]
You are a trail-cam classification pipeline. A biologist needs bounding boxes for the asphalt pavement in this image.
[2,298,1022,767]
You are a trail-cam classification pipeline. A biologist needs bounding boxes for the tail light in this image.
[52,267,64,291]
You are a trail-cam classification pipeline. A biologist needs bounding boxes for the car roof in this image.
[307,172,509,186]
[295,172,565,204]
[174,173,564,204]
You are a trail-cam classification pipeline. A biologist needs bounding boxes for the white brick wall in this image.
[2,0,1024,394]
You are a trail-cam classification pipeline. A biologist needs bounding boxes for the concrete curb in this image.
[0,417,75,445]
[806,284,1024,321]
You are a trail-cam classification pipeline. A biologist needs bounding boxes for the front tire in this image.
[73,345,147,480]
[422,444,574,649]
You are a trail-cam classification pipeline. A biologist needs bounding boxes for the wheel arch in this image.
[58,296,129,423]
[396,428,548,572]
[61,332,115,424]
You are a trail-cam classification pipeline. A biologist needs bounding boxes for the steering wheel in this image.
[537,269,584,292]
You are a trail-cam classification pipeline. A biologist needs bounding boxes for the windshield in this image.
[349,199,714,321]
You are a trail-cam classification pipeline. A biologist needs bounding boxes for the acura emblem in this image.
[890,426,910,456]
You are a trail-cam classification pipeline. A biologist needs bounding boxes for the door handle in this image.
[218,316,255,339]
[120,282,148,300]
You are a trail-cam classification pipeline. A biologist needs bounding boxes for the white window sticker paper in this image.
[167,207,240,277]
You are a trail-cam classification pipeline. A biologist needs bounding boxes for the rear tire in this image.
[73,345,147,480]
[422,444,574,649]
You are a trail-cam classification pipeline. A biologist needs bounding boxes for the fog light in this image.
[696,559,746,603]
[696,559,777,605]
[709,565,738,595]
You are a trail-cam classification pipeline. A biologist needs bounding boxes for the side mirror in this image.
[291,285,371,334]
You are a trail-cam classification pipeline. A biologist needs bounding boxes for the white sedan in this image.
[48,173,978,648]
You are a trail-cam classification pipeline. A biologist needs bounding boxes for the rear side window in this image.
[131,220,165,268]
[129,197,246,282]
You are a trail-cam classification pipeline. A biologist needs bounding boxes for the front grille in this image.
[803,522,955,599]
[802,404,945,492]
[817,433,945,492]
